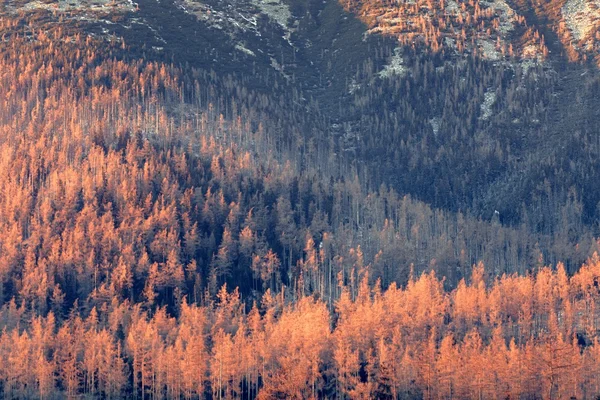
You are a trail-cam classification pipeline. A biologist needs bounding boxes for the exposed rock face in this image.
[562,0,600,42]
[6,0,137,18]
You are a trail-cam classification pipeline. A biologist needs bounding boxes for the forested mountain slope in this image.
[5,0,600,229]
[2,0,600,397]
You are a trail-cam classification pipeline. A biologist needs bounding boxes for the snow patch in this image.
[251,0,291,31]
[477,39,501,60]
[178,0,294,46]
[480,90,496,121]
[379,48,406,78]
[179,0,259,36]
[348,78,361,94]
[235,43,256,56]
[429,117,441,136]
[270,57,290,79]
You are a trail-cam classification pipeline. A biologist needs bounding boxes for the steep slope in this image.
[3,0,600,276]
[3,5,600,398]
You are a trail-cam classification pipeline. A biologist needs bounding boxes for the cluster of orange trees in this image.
[3,261,600,399]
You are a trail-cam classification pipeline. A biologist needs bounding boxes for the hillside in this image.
[2,0,600,398]
[4,0,600,233]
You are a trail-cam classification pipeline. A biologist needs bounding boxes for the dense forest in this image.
[6,245,600,399]
[3,0,600,397]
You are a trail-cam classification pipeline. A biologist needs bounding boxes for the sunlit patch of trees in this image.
[510,0,600,66]
[5,260,600,398]
[341,0,547,60]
